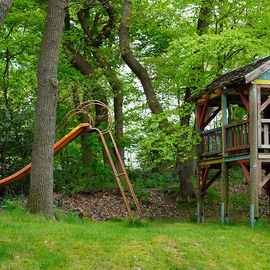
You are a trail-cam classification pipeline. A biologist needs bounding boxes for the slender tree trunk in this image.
[119,0,164,117]
[27,0,67,216]
[92,50,124,161]
[71,87,93,175]
[0,0,12,27]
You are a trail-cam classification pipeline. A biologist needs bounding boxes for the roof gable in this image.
[203,56,270,93]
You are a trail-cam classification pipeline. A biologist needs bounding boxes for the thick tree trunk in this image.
[0,0,12,27]
[27,0,67,215]
[176,88,196,200]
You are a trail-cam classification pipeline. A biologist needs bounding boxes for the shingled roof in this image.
[202,56,270,94]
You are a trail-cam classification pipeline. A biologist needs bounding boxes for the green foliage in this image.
[3,0,270,199]
[1,198,26,213]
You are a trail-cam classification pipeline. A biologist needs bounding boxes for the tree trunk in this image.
[177,0,211,200]
[0,0,12,27]
[27,0,67,216]
[92,50,124,161]
[72,87,93,175]
[119,0,164,117]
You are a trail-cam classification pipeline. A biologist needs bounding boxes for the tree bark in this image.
[27,0,67,216]
[0,0,12,27]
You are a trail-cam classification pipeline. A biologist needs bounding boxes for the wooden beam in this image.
[239,162,250,185]
[203,169,221,192]
[198,102,209,130]
[203,107,221,129]
[254,80,270,85]
[260,172,270,188]
[245,61,270,83]
[199,158,223,166]
[239,92,249,111]
[200,166,210,193]
[260,96,270,112]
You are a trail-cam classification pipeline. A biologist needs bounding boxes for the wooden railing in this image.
[260,119,270,149]
[225,120,249,153]
[200,127,222,157]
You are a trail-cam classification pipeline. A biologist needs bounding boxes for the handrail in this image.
[56,100,113,135]
[225,119,249,129]
[225,120,249,153]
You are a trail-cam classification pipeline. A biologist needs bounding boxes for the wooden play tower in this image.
[194,56,270,226]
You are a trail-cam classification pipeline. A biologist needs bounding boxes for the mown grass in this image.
[0,203,270,270]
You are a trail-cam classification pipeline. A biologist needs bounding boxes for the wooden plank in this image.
[259,145,270,149]
[245,61,270,83]
[254,80,270,85]
[224,154,250,163]
[261,118,270,123]
[224,120,249,129]
[225,144,250,152]
[200,158,224,166]
[258,153,270,159]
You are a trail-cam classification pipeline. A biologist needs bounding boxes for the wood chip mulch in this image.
[54,184,270,222]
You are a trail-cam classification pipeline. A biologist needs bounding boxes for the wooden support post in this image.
[199,196,205,223]
[221,162,229,224]
[221,93,229,224]
[197,165,205,223]
[249,83,259,226]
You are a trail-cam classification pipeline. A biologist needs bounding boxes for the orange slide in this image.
[0,123,91,188]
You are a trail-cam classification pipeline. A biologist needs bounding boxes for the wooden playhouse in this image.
[193,56,270,226]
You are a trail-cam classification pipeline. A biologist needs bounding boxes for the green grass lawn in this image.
[0,205,270,270]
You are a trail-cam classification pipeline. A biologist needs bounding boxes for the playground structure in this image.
[0,100,141,221]
[194,56,270,226]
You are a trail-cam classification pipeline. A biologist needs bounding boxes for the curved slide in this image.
[0,123,91,187]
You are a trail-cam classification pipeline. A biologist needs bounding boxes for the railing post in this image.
[222,94,228,155]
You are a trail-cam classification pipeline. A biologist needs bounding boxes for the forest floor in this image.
[54,183,270,224]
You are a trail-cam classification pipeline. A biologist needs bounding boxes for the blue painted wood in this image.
[224,154,250,163]
[257,69,270,80]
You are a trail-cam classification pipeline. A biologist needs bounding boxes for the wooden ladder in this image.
[92,127,142,221]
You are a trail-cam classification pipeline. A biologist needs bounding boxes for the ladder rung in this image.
[116,173,125,177]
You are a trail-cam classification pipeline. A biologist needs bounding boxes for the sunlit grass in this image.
[0,203,270,269]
